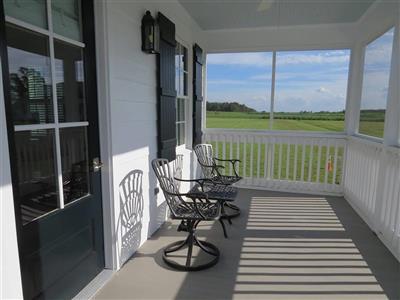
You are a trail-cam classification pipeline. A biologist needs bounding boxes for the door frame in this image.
[93,0,118,271]
[0,0,107,297]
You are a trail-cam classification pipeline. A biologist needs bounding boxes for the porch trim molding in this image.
[94,0,118,270]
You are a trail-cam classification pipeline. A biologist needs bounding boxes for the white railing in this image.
[344,136,400,261]
[203,129,347,195]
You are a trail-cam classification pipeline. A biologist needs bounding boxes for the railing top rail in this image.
[203,128,347,139]
[348,135,400,155]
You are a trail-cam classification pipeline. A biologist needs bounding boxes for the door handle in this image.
[92,157,103,172]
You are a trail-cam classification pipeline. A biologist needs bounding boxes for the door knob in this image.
[92,157,103,172]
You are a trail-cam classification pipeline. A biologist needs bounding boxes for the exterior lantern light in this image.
[141,10,159,54]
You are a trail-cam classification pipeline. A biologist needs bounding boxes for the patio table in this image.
[188,183,239,238]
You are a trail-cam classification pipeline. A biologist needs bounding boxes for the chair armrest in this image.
[214,158,241,163]
[174,177,214,191]
[213,158,241,178]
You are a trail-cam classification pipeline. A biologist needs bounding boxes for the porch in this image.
[94,188,399,299]
[1,0,400,299]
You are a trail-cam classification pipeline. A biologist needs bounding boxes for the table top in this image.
[188,183,238,201]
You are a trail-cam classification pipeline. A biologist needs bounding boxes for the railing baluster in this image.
[300,141,306,182]
[243,135,247,178]
[250,136,254,178]
[257,137,261,178]
[222,135,226,161]
[293,142,298,181]
[270,138,275,180]
[278,142,283,180]
[316,140,322,183]
[332,140,339,185]
[324,139,330,186]
[264,137,269,179]
[229,136,233,176]
[286,141,290,180]
[215,134,219,159]
[308,140,314,182]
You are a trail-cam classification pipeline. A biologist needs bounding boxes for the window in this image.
[274,50,350,132]
[5,0,89,224]
[175,42,188,146]
[206,50,350,132]
[359,27,395,139]
[206,52,272,129]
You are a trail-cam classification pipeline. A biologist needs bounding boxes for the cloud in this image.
[207,50,350,71]
[207,52,272,67]
[277,53,349,65]
[316,87,329,93]
[208,79,247,85]
[249,73,272,80]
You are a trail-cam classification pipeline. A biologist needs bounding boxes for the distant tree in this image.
[206,101,256,113]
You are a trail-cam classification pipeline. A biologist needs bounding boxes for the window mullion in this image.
[47,0,65,209]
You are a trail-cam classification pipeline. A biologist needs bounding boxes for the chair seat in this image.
[212,175,242,185]
[174,202,220,220]
[189,183,239,202]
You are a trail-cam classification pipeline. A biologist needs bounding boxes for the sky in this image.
[361,27,395,110]
[206,27,394,113]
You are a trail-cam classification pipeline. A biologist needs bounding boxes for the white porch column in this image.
[344,43,365,136]
[383,13,400,146]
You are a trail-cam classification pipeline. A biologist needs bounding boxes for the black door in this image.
[0,0,104,299]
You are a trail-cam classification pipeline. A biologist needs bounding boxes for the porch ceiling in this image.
[178,0,375,30]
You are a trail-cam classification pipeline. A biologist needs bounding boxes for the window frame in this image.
[205,49,351,134]
[5,0,87,216]
[356,26,396,141]
[175,40,189,147]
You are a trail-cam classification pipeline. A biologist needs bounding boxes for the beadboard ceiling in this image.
[178,0,376,30]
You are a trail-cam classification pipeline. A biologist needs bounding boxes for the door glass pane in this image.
[60,127,89,205]
[4,0,47,29]
[15,130,58,225]
[54,39,86,122]
[51,0,82,41]
[6,24,54,125]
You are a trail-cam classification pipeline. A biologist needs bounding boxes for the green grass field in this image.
[210,142,344,184]
[205,111,384,184]
[206,111,384,137]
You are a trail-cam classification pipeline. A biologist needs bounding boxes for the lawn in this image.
[205,111,384,184]
[206,111,384,136]
[209,141,344,184]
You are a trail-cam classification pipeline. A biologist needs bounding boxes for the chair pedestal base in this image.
[163,224,220,271]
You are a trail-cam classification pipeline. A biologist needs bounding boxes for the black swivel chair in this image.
[152,158,221,271]
[194,143,242,219]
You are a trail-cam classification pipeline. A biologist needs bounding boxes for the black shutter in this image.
[192,44,203,146]
[157,13,176,161]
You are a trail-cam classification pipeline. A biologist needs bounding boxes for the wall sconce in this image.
[141,11,159,54]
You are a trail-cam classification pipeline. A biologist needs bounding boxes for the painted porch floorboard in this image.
[94,189,400,300]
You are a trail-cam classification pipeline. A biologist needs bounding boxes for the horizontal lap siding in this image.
[104,1,203,268]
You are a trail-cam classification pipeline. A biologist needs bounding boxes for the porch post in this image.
[344,43,365,136]
[383,15,400,146]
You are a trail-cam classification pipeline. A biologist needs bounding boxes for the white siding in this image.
[95,0,204,269]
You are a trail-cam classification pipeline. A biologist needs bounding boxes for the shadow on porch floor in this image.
[94,189,400,300]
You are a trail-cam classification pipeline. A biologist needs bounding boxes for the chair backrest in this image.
[194,144,216,179]
[151,158,190,217]
[172,154,184,189]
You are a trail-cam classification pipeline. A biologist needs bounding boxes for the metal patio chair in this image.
[152,158,221,271]
[194,143,242,218]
